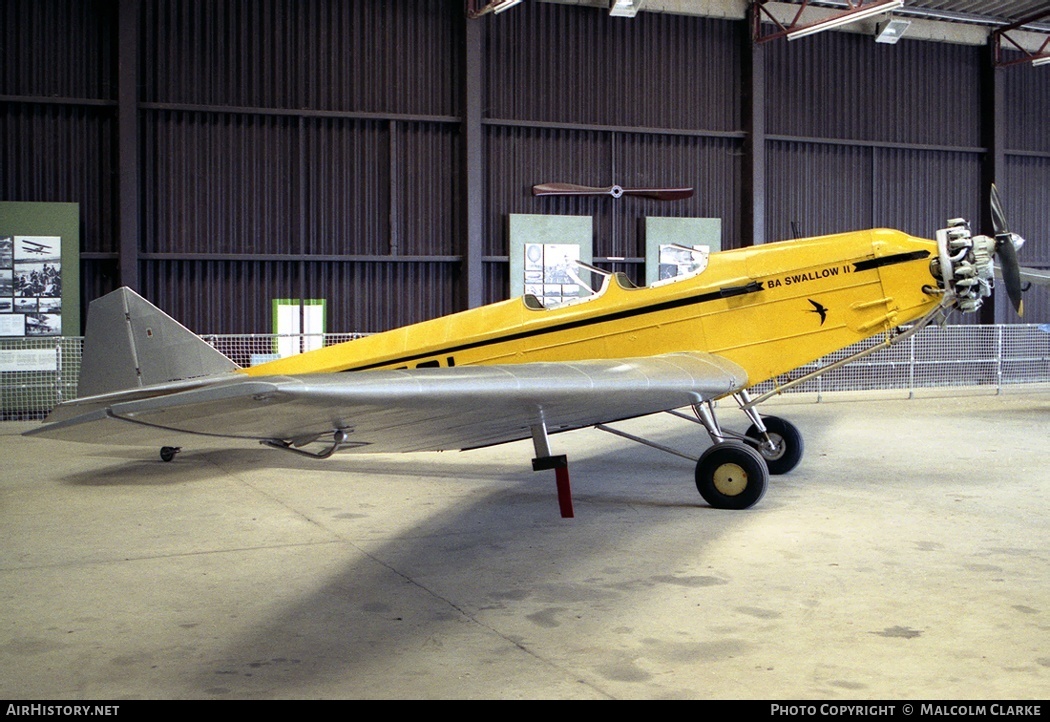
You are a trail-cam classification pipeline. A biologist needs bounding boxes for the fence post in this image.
[908,331,916,399]
[996,325,1003,395]
[54,340,63,405]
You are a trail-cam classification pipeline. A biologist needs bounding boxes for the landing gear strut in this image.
[594,390,806,510]
[690,391,804,509]
[744,415,803,475]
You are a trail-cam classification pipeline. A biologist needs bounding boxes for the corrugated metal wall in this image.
[133,0,463,333]
[0,0,119,314]
[766,32,983,146]
[1,0,116,99]
[1001,58,1050,321]
[764,33,986,242]
[141,0,461,114]
[483,7,744,293]
[2,0,1048,332]
[486,10,741,130]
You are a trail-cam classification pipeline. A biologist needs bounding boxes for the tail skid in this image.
[78,287,239,397]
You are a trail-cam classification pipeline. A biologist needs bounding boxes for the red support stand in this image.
[555,465,574,519]
[532,454,574,519]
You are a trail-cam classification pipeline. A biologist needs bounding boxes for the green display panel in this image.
[508,214,594,304]
[644,217,721,286]
[0,202,80,337]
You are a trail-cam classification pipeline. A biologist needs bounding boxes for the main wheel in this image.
[695,442,768,510]
[160,446,180,463]
[745,415,803,475]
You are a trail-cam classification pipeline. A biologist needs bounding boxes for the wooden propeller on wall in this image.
[532,182,694,201]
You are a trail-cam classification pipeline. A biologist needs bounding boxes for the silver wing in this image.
[27,287,746,456]
[1020,266,1050,287]
[28,353,748,454]
[996,264,1050,288]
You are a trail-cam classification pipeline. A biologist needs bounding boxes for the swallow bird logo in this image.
[807,299,828,325]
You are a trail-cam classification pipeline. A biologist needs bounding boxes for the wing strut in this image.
[530,421,574,519]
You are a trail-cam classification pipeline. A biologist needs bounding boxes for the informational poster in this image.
[657,244,710,282]
[508,214,593,306]
[644,217,722,286]
[4,236,63,336]
[523,243,585,307]
[0,203,80,337]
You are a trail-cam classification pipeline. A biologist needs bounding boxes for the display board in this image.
[508,214,593,305]
[0,203,80,338]
[644,217,721,286]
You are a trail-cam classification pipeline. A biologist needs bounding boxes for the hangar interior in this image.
[1,0,1049,701]
[1,0,1049,333]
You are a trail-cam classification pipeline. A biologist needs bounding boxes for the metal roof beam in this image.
[752,0,903,43]
[992,7,1050,67]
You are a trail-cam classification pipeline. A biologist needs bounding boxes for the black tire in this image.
[695,442,768,510]
[745,415,803,475]
[160,446,180,463]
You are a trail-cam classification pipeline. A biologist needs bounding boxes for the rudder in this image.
[78,287,239,397]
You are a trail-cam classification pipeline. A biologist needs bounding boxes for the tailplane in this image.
[78,287,239,397]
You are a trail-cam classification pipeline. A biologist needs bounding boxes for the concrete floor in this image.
[1,390,1048,699]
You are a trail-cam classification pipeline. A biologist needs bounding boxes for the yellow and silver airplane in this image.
[27,188,1030,514]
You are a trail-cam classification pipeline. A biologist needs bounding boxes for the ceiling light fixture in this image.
[875,18,911,44]
[1032,56,1050,67]
[786,0,905,41]
[466,0,522,18]
[610,0,644,18]
[492,0,522,14]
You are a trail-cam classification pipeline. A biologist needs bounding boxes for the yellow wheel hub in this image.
[712,462,749,497]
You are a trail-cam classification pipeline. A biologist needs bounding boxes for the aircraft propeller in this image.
[532,182,694,201]
[989,183,1026,316]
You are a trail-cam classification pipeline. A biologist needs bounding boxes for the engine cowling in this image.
[931,219,996,313]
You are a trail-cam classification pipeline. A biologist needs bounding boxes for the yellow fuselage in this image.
[247,229,941,391]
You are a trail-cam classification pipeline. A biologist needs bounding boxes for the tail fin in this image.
[78,287,239,397]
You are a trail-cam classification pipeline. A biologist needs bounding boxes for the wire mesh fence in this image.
[198,333,367,369]
[0,337,82,421]
[3,325,1049,420]
[748,324,1050,398]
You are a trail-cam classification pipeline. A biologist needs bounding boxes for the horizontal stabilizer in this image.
[78,287,239,397]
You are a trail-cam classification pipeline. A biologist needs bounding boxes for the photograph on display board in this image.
[0,236,12,269]
[14,262,62,298]
[15,236,61,264]
[541,244,579,286]
[3,235,63,336]
[25,313,61,336]
[0,240,11,318]
[658,244,710,281]
[523,243,544,292]
[536,243,584,307]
